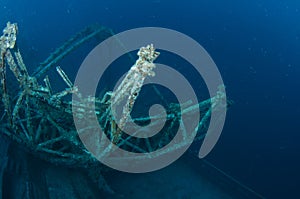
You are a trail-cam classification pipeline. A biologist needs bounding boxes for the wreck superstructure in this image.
[0,22,229,197]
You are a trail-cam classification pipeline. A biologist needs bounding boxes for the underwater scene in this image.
[0,0,299,198]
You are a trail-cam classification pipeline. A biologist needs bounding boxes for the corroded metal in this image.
[0,22,230,193]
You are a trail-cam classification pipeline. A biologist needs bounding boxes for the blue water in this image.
[1,0,299,198]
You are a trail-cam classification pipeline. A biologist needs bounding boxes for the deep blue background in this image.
[1,0,299,198]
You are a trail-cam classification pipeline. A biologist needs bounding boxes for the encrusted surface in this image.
[0,22,229,197]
